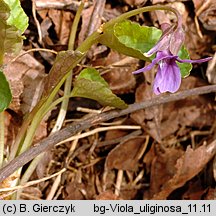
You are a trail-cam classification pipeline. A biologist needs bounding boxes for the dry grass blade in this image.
[56,125,141,146]
[0,168,66,193]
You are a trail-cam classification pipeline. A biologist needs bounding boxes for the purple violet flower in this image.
[133,24,212,95]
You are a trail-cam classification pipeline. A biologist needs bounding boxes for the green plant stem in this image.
[0,112,4,168]
[15,95,71,198]
[9,99,45,160]
[45,96,71,115]
[68,1,84,50]
[17,2,85,199]
[52,78,72,132]
[10,4,101,161]
[103,5,182,30]
[18,106,48,155]
[16,154,44,198]
[51,1,83,133]
[77,6,182,54]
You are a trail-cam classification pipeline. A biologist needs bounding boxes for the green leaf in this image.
[77,68,109,87]
[177,46,192,78]
[71,68,128,109]
[0,0,28,64]
[115,20,162,54]
[99,20,161,61]
[0,71,12,112]
[3,0,28,33]
[42,50,84,98]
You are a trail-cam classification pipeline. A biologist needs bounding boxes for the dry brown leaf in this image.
[40,16,53,46]
[4,52,45,114]
[78,6,94,45]
[182,180,208,200]
[120,186,140,200]
[48,9,73,45]
[4,52,47,148]
[34,121,48,143]
[4,111,21,147]
[153,140,216,199]
[146,146,184,199]
[143,144,155,174]
[124,0,147,5]
[20,187,42,200]
[130,81,162,141]
[97,51,137,94]
[95,191,121,200]
[65,181,86,200]
[151,2,188,25]
[36,151,53,179]
[105,129,128,141]
[65,173,96,200]
[192,0,204,9]
[78,0,105,45]
[185,16,213,59]
[204,188,216,200]
[0,172,19,200]
[132,82,161,121]
[193,0,216,31]
[105,137,146,171]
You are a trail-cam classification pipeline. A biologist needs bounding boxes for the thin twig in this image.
[115,170,123,196]
[46,172,63,200]
[0,84,216,182]
[56,125,141,146]
[32,0,43,44]
[35,0,91,11]
[8,48,57,65]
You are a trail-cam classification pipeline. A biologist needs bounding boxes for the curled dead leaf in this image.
[147,146,184,199]
[4,52,45,114]
[105,137,147,171]
[153,140,216,199]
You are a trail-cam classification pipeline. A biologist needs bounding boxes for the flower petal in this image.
[144,24,174,57]
[144,34,171,57]
[176,57,212,64]
[133,51,177,74]
[132,60,157,74]
[153,59,181,94]
[169,26,185,55]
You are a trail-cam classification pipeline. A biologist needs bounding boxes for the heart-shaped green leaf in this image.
[0,0,28,64]
[0,71,12,112]
[71,68,128,109]
[99,20,162,61]
[114,20,162,54]
[3,0,28,33]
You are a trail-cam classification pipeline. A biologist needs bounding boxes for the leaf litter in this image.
[1,0,216,200]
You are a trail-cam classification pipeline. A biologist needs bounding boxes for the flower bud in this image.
[170,26,185,55]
